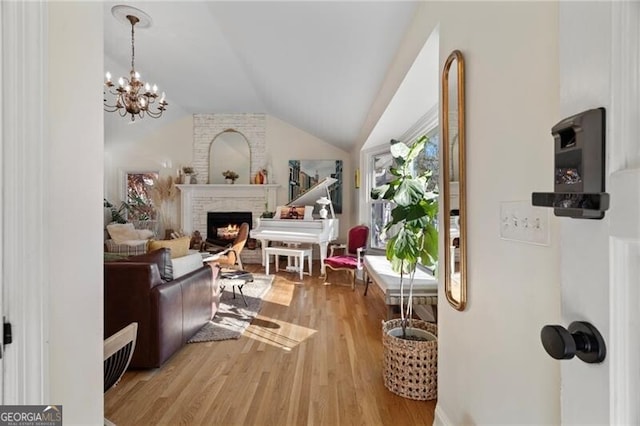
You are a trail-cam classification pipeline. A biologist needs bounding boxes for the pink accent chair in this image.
[323,225,369,289]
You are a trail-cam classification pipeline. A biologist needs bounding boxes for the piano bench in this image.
[363,255,438,322]
[264,245,312,280]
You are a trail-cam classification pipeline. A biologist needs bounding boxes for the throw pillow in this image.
[136,229,154,240]
[106,223,139,244]
[148,236,190,259]
[125,248,173,281]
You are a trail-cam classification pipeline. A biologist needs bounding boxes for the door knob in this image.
[540,321,606,363]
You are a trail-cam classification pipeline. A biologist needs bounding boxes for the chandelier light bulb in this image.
[160,92,166,103]
[140,97,147,107]
[125,85,131,93]
[144,82,151,92]
[118,77,125,87]
[134,71,140,80]
[152,84,158,94]
[105,71,112,82]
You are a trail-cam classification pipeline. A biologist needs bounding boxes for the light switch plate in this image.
[500,200,550,246]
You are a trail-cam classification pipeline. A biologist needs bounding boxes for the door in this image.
[559,2,640,424]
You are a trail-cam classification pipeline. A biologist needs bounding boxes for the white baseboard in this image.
[434,404,454,426]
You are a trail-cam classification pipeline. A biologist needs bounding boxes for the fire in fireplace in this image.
[207,212,252,245]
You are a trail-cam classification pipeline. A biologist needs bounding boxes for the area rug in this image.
[188,274,274,342]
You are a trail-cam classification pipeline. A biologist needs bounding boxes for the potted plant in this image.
[222,170,239,184]
[371,135,439,400]
[182,166,195,184]
[104,199,128,224]
[260,203,274,219]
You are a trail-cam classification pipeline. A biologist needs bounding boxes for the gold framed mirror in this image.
[442,50,467,311]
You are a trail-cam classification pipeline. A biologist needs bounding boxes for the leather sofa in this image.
[104,248,220,368]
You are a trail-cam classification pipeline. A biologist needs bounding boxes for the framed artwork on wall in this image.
[288,160,343,214]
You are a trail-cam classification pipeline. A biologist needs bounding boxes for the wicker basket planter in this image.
[382,319,437,401]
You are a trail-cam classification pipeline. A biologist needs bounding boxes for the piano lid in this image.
[287,176,337,207]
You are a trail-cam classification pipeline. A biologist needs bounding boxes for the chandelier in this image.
[104,6,168,121]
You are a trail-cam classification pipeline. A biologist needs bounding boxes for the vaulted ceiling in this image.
[103,1,418,150]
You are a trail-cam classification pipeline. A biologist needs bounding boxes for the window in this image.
[364,108,439,250]
[124,171,158,221]
[369,151,395,249]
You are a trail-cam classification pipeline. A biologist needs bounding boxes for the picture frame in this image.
[288,160,343,213]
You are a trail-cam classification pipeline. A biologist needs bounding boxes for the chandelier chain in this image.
[130,19,135,71]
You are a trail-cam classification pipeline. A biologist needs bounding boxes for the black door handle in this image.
[540,321,606,363]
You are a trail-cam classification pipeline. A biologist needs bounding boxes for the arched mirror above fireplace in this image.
[208,129,250,184]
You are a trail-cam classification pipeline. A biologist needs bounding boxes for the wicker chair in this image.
[104,322,138,426]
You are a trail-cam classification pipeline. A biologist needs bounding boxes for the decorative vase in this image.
[226,178,234,184]
[183,174,192,185]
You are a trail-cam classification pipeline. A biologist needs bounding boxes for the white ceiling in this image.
[104,1,419,150]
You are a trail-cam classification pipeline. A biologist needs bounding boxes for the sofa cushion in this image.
[126,248,174,281]
[103,252,130,262]
[148,237,190,259]
[171,251,204,279]
[104,239,148,256]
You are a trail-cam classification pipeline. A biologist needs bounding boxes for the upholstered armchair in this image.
[323,225,369,289]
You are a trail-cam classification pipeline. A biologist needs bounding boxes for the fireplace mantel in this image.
[176,184,279,233]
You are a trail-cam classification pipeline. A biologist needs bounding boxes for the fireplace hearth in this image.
[207,212,252,245]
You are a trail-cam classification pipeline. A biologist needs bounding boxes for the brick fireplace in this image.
[176,184,278,264]
[177,113,275,264]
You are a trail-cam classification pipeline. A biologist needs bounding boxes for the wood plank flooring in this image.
[104,263,436,425]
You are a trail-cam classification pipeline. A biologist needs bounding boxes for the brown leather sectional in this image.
[104,248,220,368]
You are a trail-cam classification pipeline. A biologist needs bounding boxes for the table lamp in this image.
[316,196,332,219]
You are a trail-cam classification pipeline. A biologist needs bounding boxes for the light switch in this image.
[500,200,550,245]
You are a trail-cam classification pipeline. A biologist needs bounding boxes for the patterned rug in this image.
[188,274,274,342]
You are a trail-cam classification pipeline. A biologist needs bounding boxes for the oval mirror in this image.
[442,50,467,311]
[208,129,250,184]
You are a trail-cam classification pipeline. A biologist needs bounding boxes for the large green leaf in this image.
[420,224,438,267]
[404,135,428,164]
[390,140,410,160]
[393,179,424,206]
[370,184,388,200]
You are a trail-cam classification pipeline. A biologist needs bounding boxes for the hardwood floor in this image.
[104,263,436,425]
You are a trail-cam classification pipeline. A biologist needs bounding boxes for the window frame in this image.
[362,105,439,250]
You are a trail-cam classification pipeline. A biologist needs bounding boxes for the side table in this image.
[219,269,254,307]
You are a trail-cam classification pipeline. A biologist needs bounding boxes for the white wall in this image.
[266,115,351,227]
[355,2,561,424]
[48,2,104,424]
[105,115,194,203]
[105,114,353,240]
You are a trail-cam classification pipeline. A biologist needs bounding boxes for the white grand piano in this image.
[250,177,339,275]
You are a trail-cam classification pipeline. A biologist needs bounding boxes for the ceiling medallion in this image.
[104,5,168,121]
